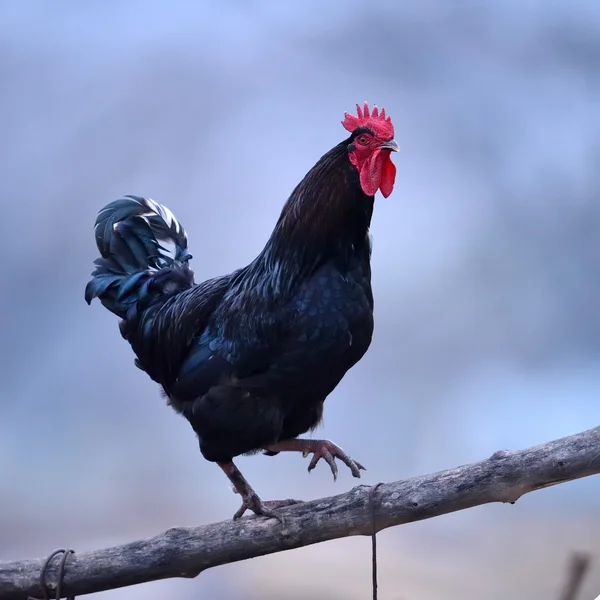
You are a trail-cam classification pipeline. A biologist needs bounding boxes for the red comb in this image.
[342,101,394,140]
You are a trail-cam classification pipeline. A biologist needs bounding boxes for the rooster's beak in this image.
[379,139,399,152]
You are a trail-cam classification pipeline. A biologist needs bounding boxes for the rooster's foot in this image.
[265,438,366,481]
[233,495,302,520]
[218,460,301,522]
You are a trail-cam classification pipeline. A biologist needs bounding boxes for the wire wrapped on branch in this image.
[2,425,600,599]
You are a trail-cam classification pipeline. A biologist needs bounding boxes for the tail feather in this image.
[85,195,194,319]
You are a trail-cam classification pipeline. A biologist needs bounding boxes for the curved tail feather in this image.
[85,195,194,319]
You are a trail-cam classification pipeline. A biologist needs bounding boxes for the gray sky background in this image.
[1,1,600,598]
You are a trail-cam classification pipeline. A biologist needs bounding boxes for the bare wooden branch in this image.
[2,425,600,599]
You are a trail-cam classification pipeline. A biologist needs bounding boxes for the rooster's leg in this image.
[217,461,300,521]
[264,438,366,481]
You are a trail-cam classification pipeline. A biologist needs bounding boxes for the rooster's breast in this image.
[285,261,374,395]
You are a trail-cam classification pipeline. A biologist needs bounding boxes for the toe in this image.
[259,506,283,522]
[248,495,285,522]
[324,453,339,481]
[350,463,362,478]
[233,504,248,520]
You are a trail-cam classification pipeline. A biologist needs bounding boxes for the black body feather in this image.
[86,133,376,463]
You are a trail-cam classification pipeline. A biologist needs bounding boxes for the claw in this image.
[234,493,280,521]
[234,496,303,521]
[307,445,337,479]
[265,438,366,482]
[307,440,364,480]
[218,460,301,523]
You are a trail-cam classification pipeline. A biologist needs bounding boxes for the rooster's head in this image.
[342,102,398,198]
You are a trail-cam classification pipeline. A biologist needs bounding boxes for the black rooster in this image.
[85,103,398,519]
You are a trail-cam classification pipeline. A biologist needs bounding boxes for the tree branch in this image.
[3,425,600,599]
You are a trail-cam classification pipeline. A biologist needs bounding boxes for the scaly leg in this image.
[264,438,366,481]
[217,461,301,521]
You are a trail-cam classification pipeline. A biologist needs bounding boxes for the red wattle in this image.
[359,149,396,197]
[379,155,396,198]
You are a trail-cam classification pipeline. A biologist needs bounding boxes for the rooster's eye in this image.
[357,136,369,146]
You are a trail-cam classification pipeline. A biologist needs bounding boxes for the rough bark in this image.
[2,425,600,599]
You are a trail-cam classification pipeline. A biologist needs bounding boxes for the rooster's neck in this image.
[254,141,374,297]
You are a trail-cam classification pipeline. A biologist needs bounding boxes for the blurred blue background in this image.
[1,1,600,598]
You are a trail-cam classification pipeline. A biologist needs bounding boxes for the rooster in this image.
[85,102,398,520]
